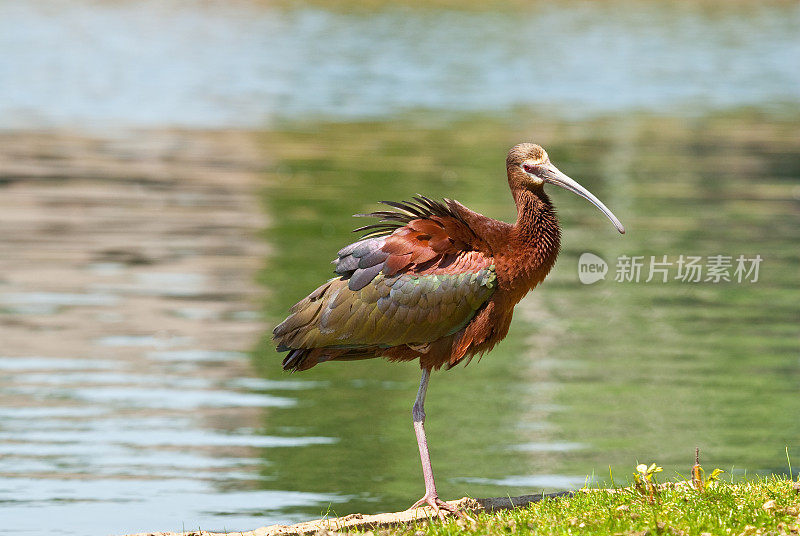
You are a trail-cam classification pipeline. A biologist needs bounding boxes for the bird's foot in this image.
[407,494,463,518]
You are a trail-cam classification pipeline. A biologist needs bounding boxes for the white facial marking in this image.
[521,161,544,185]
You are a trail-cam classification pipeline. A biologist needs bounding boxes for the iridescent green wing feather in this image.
[274,265,496,351]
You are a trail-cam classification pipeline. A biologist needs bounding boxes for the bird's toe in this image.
[407,495,464,519]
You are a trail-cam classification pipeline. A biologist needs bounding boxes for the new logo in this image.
[578,252,608,285]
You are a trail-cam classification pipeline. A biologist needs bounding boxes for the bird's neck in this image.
[504,187,561,296]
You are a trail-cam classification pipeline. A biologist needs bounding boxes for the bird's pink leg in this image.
[407,368,458,516]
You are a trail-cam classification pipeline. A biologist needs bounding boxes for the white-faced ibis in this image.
[273,143,625,513]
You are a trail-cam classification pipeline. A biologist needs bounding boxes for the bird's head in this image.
[507,143,625,234]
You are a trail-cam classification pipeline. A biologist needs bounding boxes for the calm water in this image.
[1,1,800,128]
[0,1,798,535]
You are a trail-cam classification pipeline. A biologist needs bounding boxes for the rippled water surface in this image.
[0,2,798,536]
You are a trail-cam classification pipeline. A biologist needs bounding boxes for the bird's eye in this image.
[522,163,538,174]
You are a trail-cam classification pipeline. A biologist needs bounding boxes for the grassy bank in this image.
[121,474,800,536]
[382,476,800,536]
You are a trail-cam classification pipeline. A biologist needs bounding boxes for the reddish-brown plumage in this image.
[376,189,561,370]
[272,143,611,372]
[273,143,625,513]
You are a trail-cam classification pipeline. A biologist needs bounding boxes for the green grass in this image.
[371,477,800,536]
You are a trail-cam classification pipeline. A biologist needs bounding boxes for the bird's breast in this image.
[493,239,560,305]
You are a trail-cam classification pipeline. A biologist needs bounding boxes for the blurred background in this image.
[0,1,798,534]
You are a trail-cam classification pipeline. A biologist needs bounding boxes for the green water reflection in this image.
[255,111,800,517]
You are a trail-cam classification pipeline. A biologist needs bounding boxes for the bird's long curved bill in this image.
[540,165,626,234]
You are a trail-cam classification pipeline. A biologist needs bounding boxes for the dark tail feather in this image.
[282,349,309,372]
[281,347,380,372]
